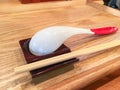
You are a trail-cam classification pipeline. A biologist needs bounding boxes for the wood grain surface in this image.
[0,0,85,14]
[97,76,120,90]
[87,0,120,17]
[1,0,120,90]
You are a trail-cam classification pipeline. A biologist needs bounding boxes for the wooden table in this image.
[1,0,120,90]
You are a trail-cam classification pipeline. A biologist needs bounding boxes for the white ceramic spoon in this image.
[29,26,117,56]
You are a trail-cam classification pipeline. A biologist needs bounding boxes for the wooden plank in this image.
[0,1,120,90]
[43,57,120,90]
[97,76,120,90]
[82,69,120,90]
[0,0,85,14]
[87,0,120,17]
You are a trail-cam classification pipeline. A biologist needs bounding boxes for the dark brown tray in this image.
[19,38,78,77]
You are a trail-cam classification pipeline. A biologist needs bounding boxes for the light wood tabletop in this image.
[0,0,120,90]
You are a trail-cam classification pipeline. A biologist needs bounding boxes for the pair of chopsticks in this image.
[14,40,120,73]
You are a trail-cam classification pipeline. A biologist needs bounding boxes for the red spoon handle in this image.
[91,26,118,35]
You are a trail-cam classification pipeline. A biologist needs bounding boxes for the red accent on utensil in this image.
[91,27,118,35]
